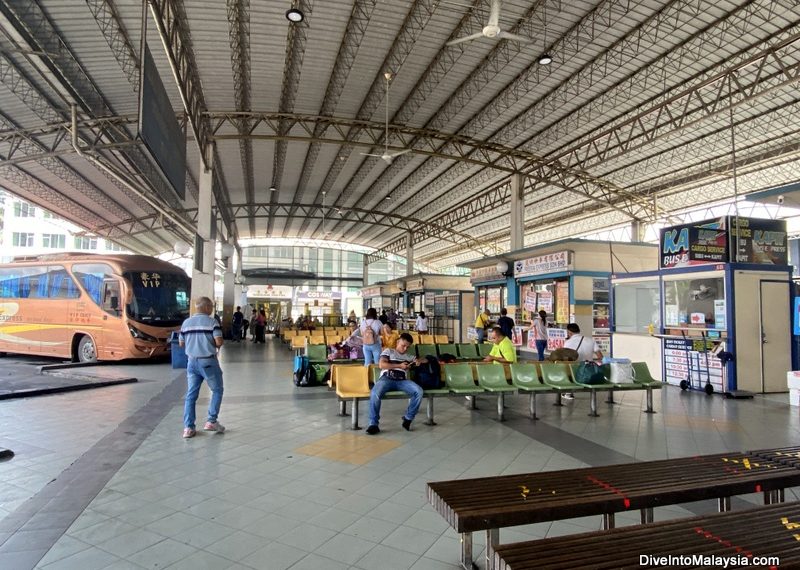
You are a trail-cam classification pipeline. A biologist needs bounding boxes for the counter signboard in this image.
[546,328,567,351]
[362,286,382,298]
[728,217,788,265]
[514,251,570,278]
[406,278,425,291]
[659,219,727,269]
[470,265,505,284]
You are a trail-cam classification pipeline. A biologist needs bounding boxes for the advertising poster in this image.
[547,328,567,351]
[593,335,611,355]
[660,219,727,269]
[511,326,524,346]
[555,281,569,323]
[537,291,553,313]
[729,217,788,265]
[714,300,726,330]
[527,328,538,349]
[467,327,479,341]
[524,290,537,312]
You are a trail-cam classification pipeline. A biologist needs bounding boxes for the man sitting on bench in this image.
[366,333,424,435]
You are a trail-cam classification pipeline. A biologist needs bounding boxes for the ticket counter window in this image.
[663,275,726,331]
[477,286,505,314]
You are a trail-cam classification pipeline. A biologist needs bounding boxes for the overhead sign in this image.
[470,265,506,284]
[660,217,788,269]
[406,278,424,291]
[362,286,382,298]
[729,217,787,265]
[296,291,341,302]
[514,251,570,278]
[660,218,727,269]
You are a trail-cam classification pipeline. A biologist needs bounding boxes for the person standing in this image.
[474,308,491,343]
[231,306,244,342]
[179,296,225,438]
[360,307,383,367]
[415,311,428,333]
[531,310,548,361]
[366,333,424,435]
[497,308,514,339]
[379,309,389,325]
[254,309,266,343]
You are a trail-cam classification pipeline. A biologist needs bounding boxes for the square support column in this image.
[191,148,215,306]
[510,173,524,251]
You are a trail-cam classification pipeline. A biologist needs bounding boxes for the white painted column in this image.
[191,147,215,308]
[222,255,235,335]
[362,257,369,286]
[631,220,647,242]
[510,173,524,252]
[406,232,414,277]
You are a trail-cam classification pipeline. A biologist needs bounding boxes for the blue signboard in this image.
[794,297,800,336]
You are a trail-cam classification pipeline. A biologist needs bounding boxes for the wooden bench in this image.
[427,452,800,569]
[492,501,800,569]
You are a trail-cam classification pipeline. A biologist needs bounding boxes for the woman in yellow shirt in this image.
[381,323,400,350]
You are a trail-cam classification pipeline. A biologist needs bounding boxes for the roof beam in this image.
[84,0,140,93]
[226,0,255,236]
[298,0,440,238]
[285,0,378,237]
[269,0,314,236]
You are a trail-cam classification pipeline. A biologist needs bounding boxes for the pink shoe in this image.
[203,421,226,433]
[182,428,196,439]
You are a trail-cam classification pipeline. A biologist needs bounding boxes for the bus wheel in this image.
[77,335,97,363]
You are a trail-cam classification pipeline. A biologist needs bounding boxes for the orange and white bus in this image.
[0,253,191,362]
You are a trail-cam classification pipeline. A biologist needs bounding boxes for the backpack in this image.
[414,355,442,389]
[293,355,318,387]
[362,321,376,345]
[438,353,457,364]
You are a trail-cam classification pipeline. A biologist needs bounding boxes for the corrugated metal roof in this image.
[0,0,798,268]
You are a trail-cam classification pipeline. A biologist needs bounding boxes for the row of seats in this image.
[332,361,661,428]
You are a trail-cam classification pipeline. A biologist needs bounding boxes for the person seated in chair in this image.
[561,323,602,399]
[366,333,424,435]
[483,326,517,365]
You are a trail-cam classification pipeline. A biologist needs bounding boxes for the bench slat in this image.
[494,501,800,570]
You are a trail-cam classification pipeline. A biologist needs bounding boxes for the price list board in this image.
[663,337,725,392]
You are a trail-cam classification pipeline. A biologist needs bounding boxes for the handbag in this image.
[576,361,606,385]
[609,361,634,384]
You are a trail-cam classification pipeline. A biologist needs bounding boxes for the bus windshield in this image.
[124,271,191,326]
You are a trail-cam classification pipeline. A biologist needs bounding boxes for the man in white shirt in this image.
[563,323,602,361]
[561,323,602,399]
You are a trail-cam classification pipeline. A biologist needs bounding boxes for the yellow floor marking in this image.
[295,432,401,465]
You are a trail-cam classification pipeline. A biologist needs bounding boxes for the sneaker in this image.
[402,417,412,431]
[204,421,226,433]
[182,428,196,439]
[366,425,380,435]
[562,393,574,400]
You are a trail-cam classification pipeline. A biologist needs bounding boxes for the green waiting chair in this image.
[632,362,662,414]
[444,363,484,410]
[476,364,516,421]
[477,343,493,358]
[510,363,551,420]
[540,362,586,409]
[436,343,459,357]
[416,344,438,359]
[456,343,479,360]
[569,363,615,417]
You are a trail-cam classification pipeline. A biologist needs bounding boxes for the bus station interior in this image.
[3,1,800,569]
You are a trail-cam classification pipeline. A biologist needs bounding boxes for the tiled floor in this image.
[1,339,800,569]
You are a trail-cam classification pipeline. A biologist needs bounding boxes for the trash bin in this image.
[170,331,188,369]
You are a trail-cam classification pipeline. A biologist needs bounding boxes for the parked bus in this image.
[0,253,191,362]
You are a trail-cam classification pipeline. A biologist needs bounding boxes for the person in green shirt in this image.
[484,326,517,365]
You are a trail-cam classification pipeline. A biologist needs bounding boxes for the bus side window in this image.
[102,279,122,317]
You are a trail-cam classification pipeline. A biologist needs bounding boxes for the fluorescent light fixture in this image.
[269,186,277,192]
[538,53,553,65]
[285,8,304,22]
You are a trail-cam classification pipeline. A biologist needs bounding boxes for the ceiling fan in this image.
[446,0,530,46]
[361,72,412,165]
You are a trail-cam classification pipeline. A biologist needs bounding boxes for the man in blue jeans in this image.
[179,296,226,438]
[366,333,423,435]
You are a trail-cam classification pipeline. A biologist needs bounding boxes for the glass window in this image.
[42,234,65,248]
[123,271,191,326]
[47,266,80,298]
[0,266,48,298]
[72,263,115,305]
[74,236,98,250]
[12,232,34,247]
[13,202,36,217]
[104,241,123,251]
[613,279,661,334]
[663,275,725,330]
